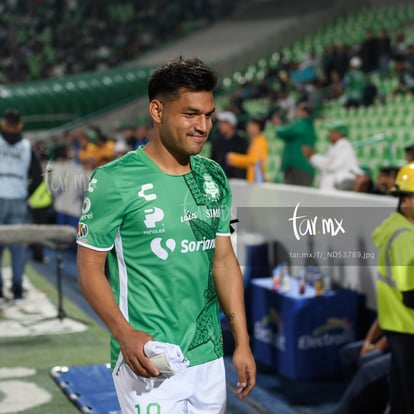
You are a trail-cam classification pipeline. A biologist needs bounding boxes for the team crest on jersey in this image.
[203,174,220,201]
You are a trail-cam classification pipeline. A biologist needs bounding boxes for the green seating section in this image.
[4,0,413,182]
[220,4,414,90]
[236,91,414,183]
[316,94,414,175]
[0,66,154,130]
[216,3,414,183]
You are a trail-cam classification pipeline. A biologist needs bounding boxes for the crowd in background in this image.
[1,8,413,413]
[6,11,414,216]
[225,26,414,123]
[0,0,234,83]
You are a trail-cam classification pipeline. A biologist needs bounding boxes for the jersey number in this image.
[135,403,161,414]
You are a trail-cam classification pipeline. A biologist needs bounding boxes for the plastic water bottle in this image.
[298,266,306,295]
[272,265,282,291]
[323,271,331,292]
[281,263,290,292]
[305,266,313,286]
[314,272,323,296]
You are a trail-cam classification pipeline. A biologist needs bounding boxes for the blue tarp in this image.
[51,364,121,414]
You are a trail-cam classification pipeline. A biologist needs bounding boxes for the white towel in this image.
[144,341,189,375]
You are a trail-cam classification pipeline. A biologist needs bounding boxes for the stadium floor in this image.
[29,246,344,414]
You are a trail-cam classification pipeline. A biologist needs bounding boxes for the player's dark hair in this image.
[148,56,217,102]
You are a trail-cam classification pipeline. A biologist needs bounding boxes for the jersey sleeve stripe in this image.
[216,232,231,237]
[76,240,114,251]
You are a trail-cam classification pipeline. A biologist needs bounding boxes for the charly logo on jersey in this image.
[150,236,216,260]
[80,197,93,220]
[138,183,157,201]
[203,174,220,201]
[143,207,165,235]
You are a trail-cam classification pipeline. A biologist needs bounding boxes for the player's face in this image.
[156,89,215,159]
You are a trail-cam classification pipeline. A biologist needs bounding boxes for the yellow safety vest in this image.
[375,222,414,334]
[28,181,53,209]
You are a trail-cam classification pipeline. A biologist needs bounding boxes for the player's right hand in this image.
[119,328,160,378]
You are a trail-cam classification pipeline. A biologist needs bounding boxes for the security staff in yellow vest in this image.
[372,162,414,414]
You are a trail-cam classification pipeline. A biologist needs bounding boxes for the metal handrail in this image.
[352,133,394,165]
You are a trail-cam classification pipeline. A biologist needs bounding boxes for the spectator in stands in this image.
[321,44,337,85]
[276,89,296,121]
[273,101,316,186]
[302,121,363,191]
[0,109,42,302]
[227,98,249,132]
[343,56,366,108]
[359,28,379,73]
[277,68,292,93]
[264,54,295,95]
[298,79,324,117]
[299,49,320,72]
[227,117,269,183]
[405,143,414,162]
[135,124,151,148]
[354,166,399,195]
[117,124,149,152]
[0,0,233,84]
[333,42,351,80]
[210,111,248,179]
[361,74,378,106]
[394,32,409,57]
[77,128,100,170]
[406,44,414,70]
[122,126,139,151]
[94,131,115,166]
[333,318,390,414]
[113,139,129,158]
[393,56,414,95]
[377,29,392,77]
[324,70,345,101]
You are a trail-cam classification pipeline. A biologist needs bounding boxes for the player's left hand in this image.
[232,345,256,399]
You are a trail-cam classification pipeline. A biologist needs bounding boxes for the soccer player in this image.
[76,56,256,413]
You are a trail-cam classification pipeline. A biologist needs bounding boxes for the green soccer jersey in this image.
[77,147,232,369]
